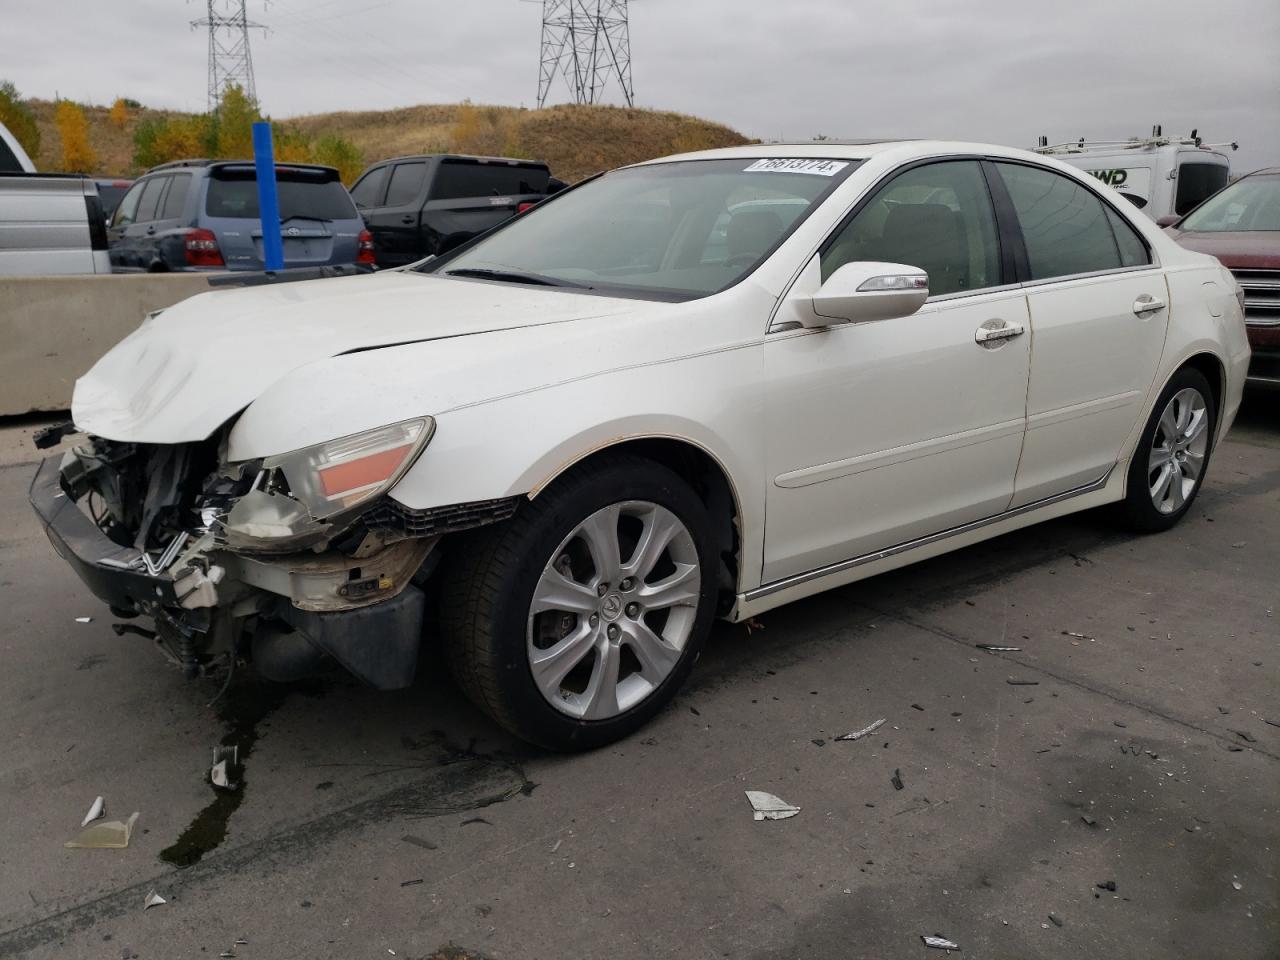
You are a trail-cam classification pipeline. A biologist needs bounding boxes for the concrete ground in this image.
[0,396,1276,960]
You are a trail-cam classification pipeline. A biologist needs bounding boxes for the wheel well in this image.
[550,438,741,613]
[1181,352,1225,431]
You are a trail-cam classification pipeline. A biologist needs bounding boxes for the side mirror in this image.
[806,261,929,326]
[1155,214,1180,228]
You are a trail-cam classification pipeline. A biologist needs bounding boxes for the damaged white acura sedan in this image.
[32,142,1249,750]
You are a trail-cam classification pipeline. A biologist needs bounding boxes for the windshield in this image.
[427,157,861,299]
[1180,174,1280,232]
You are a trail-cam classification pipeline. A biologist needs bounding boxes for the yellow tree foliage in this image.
[55,100,97,173]
[214,84,261,159]
[312,135,364,184]
[108,98,130,128]
[152,117,207,165]
[0,81,41,160]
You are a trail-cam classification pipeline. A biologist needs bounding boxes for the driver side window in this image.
[820,160,1001,297]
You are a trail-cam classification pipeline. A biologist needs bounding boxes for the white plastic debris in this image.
[835,718,886,742]
[81,796,105,827]
[921,934,961,950]
[745,790,800,821]
[75,617,93,624]
[211,759,234,790]
[144,890,167,910]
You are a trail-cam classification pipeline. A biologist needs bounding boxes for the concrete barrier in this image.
[0,274,214,416]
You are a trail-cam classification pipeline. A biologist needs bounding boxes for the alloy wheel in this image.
[526,500,701,720]
[1148,387,1209,515]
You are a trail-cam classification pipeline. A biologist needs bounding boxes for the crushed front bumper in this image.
[29,455,181,610]
[30,455,429,689]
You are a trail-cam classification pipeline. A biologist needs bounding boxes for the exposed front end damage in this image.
[30,429,519,689]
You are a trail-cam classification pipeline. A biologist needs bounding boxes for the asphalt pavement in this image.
[0,395,1276,960]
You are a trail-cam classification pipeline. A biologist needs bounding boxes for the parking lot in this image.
[0,393,1276,960]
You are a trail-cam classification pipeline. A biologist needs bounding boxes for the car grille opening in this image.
[1231,268,1280,326]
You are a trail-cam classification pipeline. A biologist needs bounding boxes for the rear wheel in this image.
[440,455,718,751]
[1118,367,1215,532]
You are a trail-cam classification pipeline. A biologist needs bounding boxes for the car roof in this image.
[371,153,548,167]
[630,139,1071,168]
[1243,167,1280,178]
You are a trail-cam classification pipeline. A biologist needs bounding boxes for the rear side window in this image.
[135,176,168,223]
[821,160,1001,296]
[161,174,190,220]
[996,163,1122,280]
[1105,207,1151,267]
[384,162,427,207]
[205,171,358,220]
[350,166,388,207]
[431,161,550,201]
[1176,162,1229,216]
[0,137,22,172]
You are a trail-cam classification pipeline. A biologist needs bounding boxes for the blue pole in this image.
[251,121,284,272]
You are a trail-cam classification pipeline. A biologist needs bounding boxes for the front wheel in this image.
[440,455,718,751]
[1118,367,1216,532]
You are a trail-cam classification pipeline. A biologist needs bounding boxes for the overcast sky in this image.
[7,0,1279,170]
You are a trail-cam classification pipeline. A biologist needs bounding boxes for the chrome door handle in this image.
[1133,295,1166,317]
[975,319,1025,347]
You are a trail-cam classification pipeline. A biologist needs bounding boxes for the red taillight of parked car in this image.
[357,229,376,265]
[183,228,224,267]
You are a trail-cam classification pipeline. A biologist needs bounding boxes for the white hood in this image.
[72,271,632,444]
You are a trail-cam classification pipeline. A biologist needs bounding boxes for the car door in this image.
[106,179,147,272]
[151,172,191,268]
[365,160,428,266]
[990,161,1167,507]
[117,175,168,270]
[761,159,1031,584]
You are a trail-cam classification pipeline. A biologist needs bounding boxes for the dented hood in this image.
[73,271,633,443]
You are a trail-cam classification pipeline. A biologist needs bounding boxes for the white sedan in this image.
[34,141,1250,750]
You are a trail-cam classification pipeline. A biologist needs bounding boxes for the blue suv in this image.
[107,160,374,272]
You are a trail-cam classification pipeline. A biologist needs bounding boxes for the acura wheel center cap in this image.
[601,593,624,621]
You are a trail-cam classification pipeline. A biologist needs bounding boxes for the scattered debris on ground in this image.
[66,811,139,849]
[1062,631,1094,641]
[402,835,438,850]
[1081,815,1098,827]
[745,790,800,821]
[1230,729,1257,743]
[1097,880,1117,891]
[976,644,1021,652]
[1006,679,1039,686]
[1048,912,1064,927]
[836,718,886,742]
[401,878,424,887]
[921,934,960,950]
[143,890,167,910]
[891,769,904,791]
[80,796,104,827]
[74,616,93,624]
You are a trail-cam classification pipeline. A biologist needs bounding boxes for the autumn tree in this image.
[313,135,363,184]
[133,115,211,170]
[212,84,261,159]
[0,80,40,162]
[108,98,130,128]
[55,100,96,173]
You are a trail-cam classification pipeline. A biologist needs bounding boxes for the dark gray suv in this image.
[107,160,374,272]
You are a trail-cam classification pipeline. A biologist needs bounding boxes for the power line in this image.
[537,0,634,108]
[191,0,266,110]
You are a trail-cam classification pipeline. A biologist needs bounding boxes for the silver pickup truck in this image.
[0,172,112,275]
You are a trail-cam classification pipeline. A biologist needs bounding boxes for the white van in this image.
[1034,129,1234,223]
[0,173,112,275]
[0,120,36,173]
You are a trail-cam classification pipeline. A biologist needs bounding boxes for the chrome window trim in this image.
[744,469,1112,602]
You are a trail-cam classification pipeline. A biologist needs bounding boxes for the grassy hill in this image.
[26,99,751,182]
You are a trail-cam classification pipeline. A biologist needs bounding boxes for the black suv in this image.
[350,154,551,267]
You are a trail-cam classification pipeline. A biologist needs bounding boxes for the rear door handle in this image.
[1133,295,1166,318]
[975,319,1025,347]
[400,215,414,224]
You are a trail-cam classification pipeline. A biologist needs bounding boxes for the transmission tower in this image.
[537,0,634,109]
[191,0,265,110]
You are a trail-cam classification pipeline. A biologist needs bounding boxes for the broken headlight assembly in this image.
[221,417,435,552]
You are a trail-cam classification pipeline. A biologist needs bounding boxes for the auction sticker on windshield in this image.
[743,159,850,176]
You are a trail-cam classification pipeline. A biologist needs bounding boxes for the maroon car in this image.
[1165,168,1280,387]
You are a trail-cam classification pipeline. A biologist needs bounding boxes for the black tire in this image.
[439,454,718,751]
[1118,366,1216,532]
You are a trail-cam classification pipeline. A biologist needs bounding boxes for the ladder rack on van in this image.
[1034,127,1238,156]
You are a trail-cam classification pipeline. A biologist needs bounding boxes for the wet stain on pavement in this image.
[159,678,293,868]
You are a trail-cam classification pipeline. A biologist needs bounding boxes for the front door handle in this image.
[400,215,414,224]
[1133,295,1166,318]
[975,319,1025,347]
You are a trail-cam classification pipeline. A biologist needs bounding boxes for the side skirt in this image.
[731,466,1125,621]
